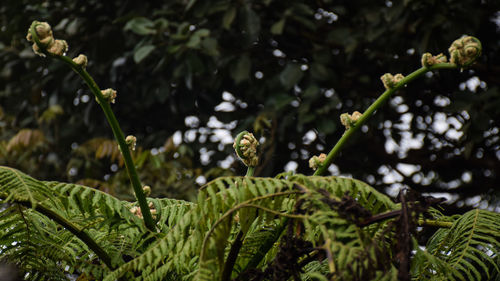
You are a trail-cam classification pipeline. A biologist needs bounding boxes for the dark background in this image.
[1,0,499,213]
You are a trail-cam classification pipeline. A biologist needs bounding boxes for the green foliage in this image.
[1,4,499,280]
[2,165,499,280]
[1,0,499,211]
[413,209,500,280]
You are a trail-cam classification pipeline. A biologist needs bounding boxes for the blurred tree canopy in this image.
[1,0,499,211]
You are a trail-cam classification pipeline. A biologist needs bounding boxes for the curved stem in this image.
[417,218,453,228]
[314,63,457,176]
[1,195,115,269]
[246,166,255,177]
[57,56,156,231]
[221,164,255,281]
[221,230,244,281]
[29,23,156,231]
[358,208,453,229]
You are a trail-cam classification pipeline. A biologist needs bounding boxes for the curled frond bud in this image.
[26,22,53,43]
[393,73,404,84]
[380,73,394,89]
[27,22,54,56]
[421,53,433,67]
[233,131,259,167]
[309,153,327,171]
[340,111,363,130]
[130,202,157,219]
[101,88,117,103]
[421,53,448,68]
[380,73,405,89]
[448,36,482,68]
[34,22,53,40]
[351,111,362,121]
[73,54,88,68]
[47,39,68,56]
[125,135,137,151]
[27,21,68,57]
[142,185,151,196]
[31,44,44,57]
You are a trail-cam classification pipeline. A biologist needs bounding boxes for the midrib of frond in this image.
[4,195,116,270]
[417,224,454,276]
[450,208,479,271]
[17,204,32,243]
[6,166,35,205]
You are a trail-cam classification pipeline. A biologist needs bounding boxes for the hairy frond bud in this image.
[380,73,394,89]
[47,39,68,56]
[28,24,54,56]
[233,131,259,167]
[130,202,157,219]
[27,21,63,57]
[73,54,88,68]
[309,153,327,170]
[380,73,405,89]
[421,53,448,68]
[142,185,151,196]
[34,22,52,40]
[125,135,137,151]
[393,74,404,84]
[448,36,482,68]
[340,111,363,130]
[101,88,117,104]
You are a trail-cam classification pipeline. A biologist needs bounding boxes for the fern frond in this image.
[45,181,144,226]
[147,197,195,232]
[0,203,106,280]
[0,166,150,279]
[0,166,56,207]
[288,175,397,212]
[105,176,299,281]
[413,209,500,280]
[106,175,399,281]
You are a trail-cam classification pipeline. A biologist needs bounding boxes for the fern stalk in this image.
[221,163,255,281]
[417,219,453,228]
[314,63,457,176]
[221,230,244,281]
[358,208,453,228]
[28,22,156,231]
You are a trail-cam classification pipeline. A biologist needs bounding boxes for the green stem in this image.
[2,195,115,269]
[221,230,245,281]
[358,208,453,229]
[58,56,156,231]
[314,63,457,176]
[29,23,156,231]
[221,164,255,281]
[417,218,453,228]
[246,166,255,177]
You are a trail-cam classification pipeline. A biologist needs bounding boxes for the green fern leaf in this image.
[413,209,500,280]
